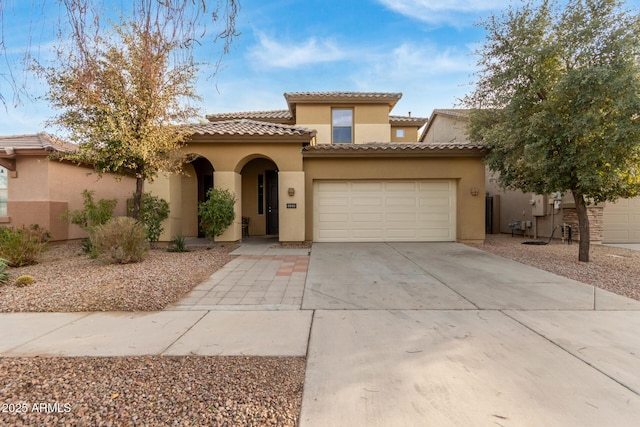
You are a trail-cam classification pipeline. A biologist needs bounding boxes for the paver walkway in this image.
[168,254,309,310]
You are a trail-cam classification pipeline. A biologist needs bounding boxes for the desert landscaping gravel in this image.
[0,356,305,426]
[468,234,640,301]
[0,242,236,312]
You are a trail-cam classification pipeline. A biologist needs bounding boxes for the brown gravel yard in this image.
[0,242,236,312]
[468,233,640,301]
[0,356,305,426]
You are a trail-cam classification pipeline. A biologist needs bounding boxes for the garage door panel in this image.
[385,182,417,191]
[603,197,640,243]
[386,197,417,207]
[352,197,383,207]
[351,182,384,192]
[314,180,456,242]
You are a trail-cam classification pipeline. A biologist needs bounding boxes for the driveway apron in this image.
[299,242,640,427]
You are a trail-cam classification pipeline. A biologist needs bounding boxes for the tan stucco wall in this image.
[303,156,486,243]
[278,171,306,242]
[296,104,391,144]
[391,126,421,142]
[182,140,304,172]
[423,115,469,144]
[6,157,135,241]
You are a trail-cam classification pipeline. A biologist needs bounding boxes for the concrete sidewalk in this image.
[2,241,640,426]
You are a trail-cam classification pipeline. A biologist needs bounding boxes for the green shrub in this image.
[0,225,50,267]
[139,193,170,247]
[62,190,117,254]
[62,190,117,231]
[198,188,236,240]
[14,275,35,287]
[90,217,148,264]
[0,258,9,285]
[167,234,188,253]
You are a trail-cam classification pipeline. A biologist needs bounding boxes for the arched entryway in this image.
[240,158,279,237]
[188,156,214,237]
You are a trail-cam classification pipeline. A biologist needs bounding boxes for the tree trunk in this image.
[573,190,590,262]
[131,177,144,220]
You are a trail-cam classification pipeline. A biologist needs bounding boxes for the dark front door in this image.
[266,170,279,235]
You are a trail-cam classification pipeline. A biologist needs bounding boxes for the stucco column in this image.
[278,171,306,242]
[214,171,242,242]
[146,173,183,241]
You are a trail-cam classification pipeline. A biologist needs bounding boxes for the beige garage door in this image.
[314,180,456,242]
[603,197,640,243]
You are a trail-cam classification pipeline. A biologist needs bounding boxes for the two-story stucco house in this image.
[148,92,487,243]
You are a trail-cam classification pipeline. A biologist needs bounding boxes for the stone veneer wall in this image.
[562,206,604,243]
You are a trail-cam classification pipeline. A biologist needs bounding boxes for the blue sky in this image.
[0,0,512,136]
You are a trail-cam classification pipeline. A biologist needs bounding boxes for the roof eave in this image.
[187,132,315,144]
[302,147,487,158]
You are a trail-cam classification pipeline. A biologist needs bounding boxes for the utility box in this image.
[532,194,547,216]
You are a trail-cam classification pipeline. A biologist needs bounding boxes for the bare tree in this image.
[0,0,239,108]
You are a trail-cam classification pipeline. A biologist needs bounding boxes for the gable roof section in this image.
[302,142,485,158]
[0,133,78,171]
[0,133,77,156]
[389,115,429,126]
[184,119,316,140]
[420,109,471,142]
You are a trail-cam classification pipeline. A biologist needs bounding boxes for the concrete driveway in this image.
[300,242,640,427]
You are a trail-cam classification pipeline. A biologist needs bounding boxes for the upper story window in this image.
[332,108,353,144]
[395,129,405,138]
[0,166,7,216]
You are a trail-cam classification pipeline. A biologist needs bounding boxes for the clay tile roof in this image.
[389,115,429,126]
[205,110,293,123]
[284,92,403,112]
[0,133,77,154]
[184,119,316,137]
[302,142,486,156]
[284,91,402,101]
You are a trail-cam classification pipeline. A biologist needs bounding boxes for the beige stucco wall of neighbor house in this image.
[296,104,391,144]
[303,156,486,243]
[423,115,469,144]
[5,156,135,241]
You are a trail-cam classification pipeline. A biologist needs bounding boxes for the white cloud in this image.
[246,33,349,69]
[348,42,477,117]
[376,0,511,25]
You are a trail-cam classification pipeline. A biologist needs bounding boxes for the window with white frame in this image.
[396,129,405,138]
[332,108,353,144]
[0,166,7,216]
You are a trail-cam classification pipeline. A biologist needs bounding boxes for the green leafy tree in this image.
[465,0,640,262]
[198,188,236,241]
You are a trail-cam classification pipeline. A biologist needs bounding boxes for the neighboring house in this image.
[0,134,135,241]
[421,109,640,243]
[148,92,487,243]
